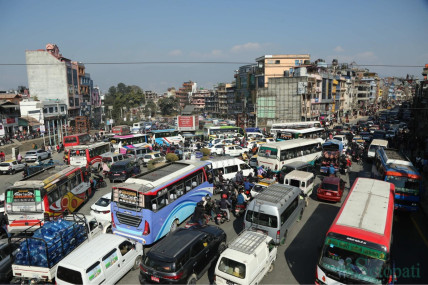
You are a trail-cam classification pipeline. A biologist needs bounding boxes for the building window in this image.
[61,106,65,112]
[275,60,280,64]
[295,60,299,66]
[49,107,54,113]
[55,107,58,112]
[43,108,47,114]
[75,98,79,106]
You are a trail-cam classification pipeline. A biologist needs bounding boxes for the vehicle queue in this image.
[0,103,424,284]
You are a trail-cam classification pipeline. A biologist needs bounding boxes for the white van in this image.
[215,230,277,285]
[209,157,254,180]
[246,132,265,140]
[100,152,125,167]
[367,139,389,159]
[284,170,315,206]
[332,134,348,151]
[55,234,143,285]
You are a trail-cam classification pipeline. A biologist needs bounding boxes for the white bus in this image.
[257,138,323,171]
[275,127,326,141]
[270,121,322,136]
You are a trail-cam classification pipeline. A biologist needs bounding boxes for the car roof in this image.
[322,176,341,184]
[111,159,133,166]
[283,161,311,168]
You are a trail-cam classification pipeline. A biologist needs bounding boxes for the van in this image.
[284,170,314,206]
[244,184,304,245]
[332,134,348,150]
[209,157,254,180]
[367,139,389,159]
[100,152,125,167]
[125,147,151,164]
[55,234,143,285]
[214,230,277,285]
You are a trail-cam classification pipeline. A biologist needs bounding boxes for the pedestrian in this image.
[0,151,5,162]
[17,152,22,163]
[219,194,231,222]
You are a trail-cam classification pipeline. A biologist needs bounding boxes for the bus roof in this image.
[329,178,394,250]
[112,134,147,139]
[12,165,78,188]
[68,141,110,150]
[259,138,323,150]
[117,161,210,194]
[148,129,176,133]
[64,133,88,137]
[271,121,321,128]
[378,148,413,167]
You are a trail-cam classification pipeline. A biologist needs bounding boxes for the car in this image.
[24,149,50,162]
[385,129,396,139]
[0,159,26,175]
[278,161,315,184]
[250,177,277,198]
[142,152,165,166]
[209,144,226,156]
[108,159,139,183]
[224,145,249,157]
[139,226,227,284]
[0,240,19,282]
[249,154,258,168]
[90,193,112,222]
[316,176,345,202]
[125,147,151,164]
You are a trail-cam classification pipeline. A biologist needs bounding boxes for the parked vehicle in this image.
[244,184,304,245]
[108,159,139,183]
[215,230,277,285]
[0,240,19,283]
[56,234,142,285]
[90,193,112,223]
[0,159,26,175]
[316,176,345,203]
[11,213,107,284]
[139,226,227,284]
[24,150,50,163]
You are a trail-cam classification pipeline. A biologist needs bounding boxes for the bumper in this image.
[317,193,341,202]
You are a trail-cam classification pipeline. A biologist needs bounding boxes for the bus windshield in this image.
[319,236,387,284]
[6,188,44,213]
[258,147,278,158]
[386,176,419,193]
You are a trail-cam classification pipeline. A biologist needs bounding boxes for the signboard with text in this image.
[177,116,198,131]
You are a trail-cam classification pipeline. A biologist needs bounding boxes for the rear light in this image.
[163,271,184,280]
[140,264,147,272]
[108,172,112,175]
[111,212,116,228]
[122,171,127,174]
[143,220,150,235]
[102,210,110,214]
[276,230,280,241]
[15,273,21,276]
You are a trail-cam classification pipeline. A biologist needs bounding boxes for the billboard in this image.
[177,116,198,131]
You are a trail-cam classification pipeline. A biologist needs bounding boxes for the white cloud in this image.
[230,42,262,53]
[334,46,344,52]
[168,49,182,56]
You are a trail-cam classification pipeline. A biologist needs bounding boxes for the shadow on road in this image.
[284,203,339,284]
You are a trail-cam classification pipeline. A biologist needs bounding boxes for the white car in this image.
[24,149,50,162]
[142,152,165,166]
[90,193,112,222]
[209,144,225,155]
[224,145,250,157]
[0,159,26,175]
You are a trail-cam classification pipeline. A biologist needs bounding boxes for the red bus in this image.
[316,178,395,285]
[63,133,91,147]
[112,125,131,135]
[5,165,91,233]
[68,142,111,171]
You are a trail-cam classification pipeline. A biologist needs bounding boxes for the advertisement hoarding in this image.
[177,116,198,131]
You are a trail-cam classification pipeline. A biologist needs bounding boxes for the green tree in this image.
[158,96,180,116]
[105,83,146,122]
[144,100,157,117]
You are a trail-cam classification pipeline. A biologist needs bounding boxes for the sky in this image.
[1,0,428,94]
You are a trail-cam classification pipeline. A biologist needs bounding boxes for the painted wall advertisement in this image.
[177,115,199,131]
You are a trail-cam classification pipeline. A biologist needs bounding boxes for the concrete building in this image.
[20,99,67,146]
[26,43,100,127]
[191,89,209,113]
[176,81,197,108]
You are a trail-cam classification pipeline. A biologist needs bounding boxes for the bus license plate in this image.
[151,276,160,282]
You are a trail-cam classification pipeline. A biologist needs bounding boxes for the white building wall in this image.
[26,51,68,107]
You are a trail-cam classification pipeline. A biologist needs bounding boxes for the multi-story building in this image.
[175,81,197,108]
[26,43,100,127]
[191,89,209,113]
[0,98,20,138]
[214,83,230,119]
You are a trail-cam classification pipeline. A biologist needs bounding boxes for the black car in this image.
[139,226,226,284]
[278,161,315,184]
[0,240,19,283]
[108,159,139,183]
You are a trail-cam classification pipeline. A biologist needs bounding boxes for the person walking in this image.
[219,194,231,222]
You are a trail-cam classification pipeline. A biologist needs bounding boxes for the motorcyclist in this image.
[236,189,250,206]
[192,201,206,226]
[243,178,254,192]
[235,170,244,184]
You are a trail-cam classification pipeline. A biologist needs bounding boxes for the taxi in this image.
[250,177,277,198]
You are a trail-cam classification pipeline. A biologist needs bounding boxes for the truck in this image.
[10,213,109,284]
[319,139,343,175]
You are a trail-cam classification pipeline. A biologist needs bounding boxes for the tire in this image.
[268,263,274,273]
[109,179,113,183]
[218,241,227,253]
[133,255,142,270]
[170,219,178,233]
[10,169,15,175]
[186,274,197,285]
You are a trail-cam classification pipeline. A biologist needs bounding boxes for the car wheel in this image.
[170,219,178,233]
[186,274,197,285]
[218,241,227,253]
[10,169,15,175]
[268,263,274,273]
[133,255,142,270]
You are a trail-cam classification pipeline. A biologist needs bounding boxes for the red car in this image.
[316,177,345,202]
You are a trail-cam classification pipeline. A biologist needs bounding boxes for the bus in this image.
[203,126,245,140]
[63,133,91,148]
[372,148,421,211]
[68,142,111,171]
[110,161,212,245]
[257,138,323,171]
[275,127,326,140]
[316,178,395,285]
[112,125,131,135]
[270,121,322,135]
[108,134,150,154]
[147,129,184,146]
[5,165,91,233]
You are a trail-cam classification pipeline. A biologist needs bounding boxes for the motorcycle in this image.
[234,203,246,217]
[213,203,229,224]
[91,170,107,189]
[184,214,210,228]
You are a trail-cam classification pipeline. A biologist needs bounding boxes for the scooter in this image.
[234,203,246,217]
[184,214,210,229]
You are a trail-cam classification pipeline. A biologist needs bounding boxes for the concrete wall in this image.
[26,51,68,106]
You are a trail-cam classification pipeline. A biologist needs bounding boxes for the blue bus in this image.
[320,139,343,175]
[111,161,213,245]
[147,129,184,146]
[373,148,422,211]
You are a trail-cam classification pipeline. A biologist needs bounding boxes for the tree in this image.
[105,83,146,122]
[158,96,180,116]
[144,100,157,117]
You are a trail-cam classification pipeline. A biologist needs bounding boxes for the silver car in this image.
[24,149,51,162]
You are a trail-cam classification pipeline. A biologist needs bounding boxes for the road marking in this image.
[411,216,428,249]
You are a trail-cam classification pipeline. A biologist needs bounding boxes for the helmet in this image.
[205,194,211,201]
[222,194,227,199]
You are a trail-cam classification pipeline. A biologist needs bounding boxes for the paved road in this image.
[2,151,428,284]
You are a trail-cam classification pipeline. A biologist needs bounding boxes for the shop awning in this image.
[20,116,41,127]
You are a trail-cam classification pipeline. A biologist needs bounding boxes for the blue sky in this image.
[1,0,428,94]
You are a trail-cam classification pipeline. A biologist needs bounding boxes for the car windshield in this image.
[289,179,300,187]
[217,257,246,279]
[321,183,338,191]
[252,185,266,193]
[0,163,10,167]
[95,197,111,207]
[111,164,125,171]
[245,209,278,228]
[143,255,175,272]
[26,152,36,155]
